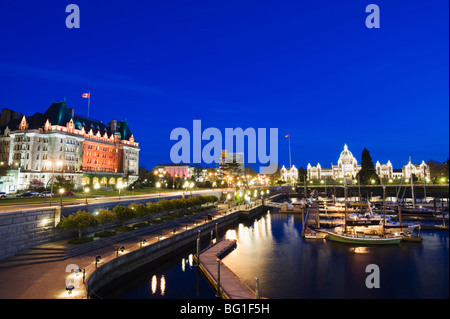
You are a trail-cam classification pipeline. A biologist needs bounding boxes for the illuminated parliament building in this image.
[0,101,139,193]
[306,144,430,182]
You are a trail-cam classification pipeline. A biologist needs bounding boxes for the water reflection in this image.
[351,247,370,254]
[151,275,157,294]
[120,209,448,299]
[150,274,167,296]
[222,209,449,299]
[160,275,166,296]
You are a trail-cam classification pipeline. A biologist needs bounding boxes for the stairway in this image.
[0,246,67,268]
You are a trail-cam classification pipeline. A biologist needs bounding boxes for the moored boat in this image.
[321,230,402,245]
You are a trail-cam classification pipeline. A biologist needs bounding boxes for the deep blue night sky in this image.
[0,1,448,171]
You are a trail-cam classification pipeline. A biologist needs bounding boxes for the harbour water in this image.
[114,209,448,299]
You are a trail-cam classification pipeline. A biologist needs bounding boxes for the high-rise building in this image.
[0,101,139,193]
[218,150,244,177]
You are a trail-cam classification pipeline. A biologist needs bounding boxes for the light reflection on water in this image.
[119,209,448,299]
[221,210,449,299]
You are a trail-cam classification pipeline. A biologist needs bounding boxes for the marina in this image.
[103,188,449,299]
[114,207,448,299]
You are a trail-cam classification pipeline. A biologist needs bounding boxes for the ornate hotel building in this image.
[306,144,430,182]
[0,101,139,193]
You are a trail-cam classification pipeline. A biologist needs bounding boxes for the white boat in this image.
[321,230,402,245]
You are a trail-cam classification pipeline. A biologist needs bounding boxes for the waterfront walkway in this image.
[195,240,258,299]
[0,202,263,299]
[0,205,228,298]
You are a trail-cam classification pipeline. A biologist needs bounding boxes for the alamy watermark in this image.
[365,264,380,289]
[170,120,278,174]
[65,4,80,29]
[365,4,380,29]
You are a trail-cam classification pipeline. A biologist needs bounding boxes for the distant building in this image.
[280,165,298,184]
[307,144,361,180]
[307,144,430,181]
[155,164,194,179]
[402,160,430,180]
[218,150,244,177]
[0,101,139,193]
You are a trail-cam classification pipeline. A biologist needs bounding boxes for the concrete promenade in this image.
[0,202,264,299]
[195,240,258,299]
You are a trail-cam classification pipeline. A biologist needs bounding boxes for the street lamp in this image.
[156,182,161,196]
[117,181,124,200]
[84,187,89,205]
[47,160,63,207]
[59,188,65,206]
[95,255,101,269]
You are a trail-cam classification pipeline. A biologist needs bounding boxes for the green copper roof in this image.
[116,120,132,140]
[44,102,73,126]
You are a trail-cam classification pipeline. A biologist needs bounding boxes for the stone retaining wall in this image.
[86,210,241,298]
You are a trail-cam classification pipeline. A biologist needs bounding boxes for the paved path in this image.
[196,240,258,299]
[0,205,230,299]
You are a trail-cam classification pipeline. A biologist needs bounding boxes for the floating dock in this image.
[194,240,261,299]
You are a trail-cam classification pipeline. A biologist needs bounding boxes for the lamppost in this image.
[84,187,89,205]
[183,181,189,195]
[173,174,178,191]
[59,188,65,206]
[48,160,63,207]
[117,181,124,200]
[156,182,161,197]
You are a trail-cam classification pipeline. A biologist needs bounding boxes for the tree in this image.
[53,176,75,192]
[157,199,175,212]
[186,196,201,208]
[0,164,12,178]
[95,209,116,232]
[129,203,149,221]
[29,179,45,190]
[444,158,449,178]
[268,166,281,185]
[357,148,378,184]
[112,205,136,228]
[297,167,307,184]
[58,210,98,240]
[426,160,444,178]
[146,201,161,214]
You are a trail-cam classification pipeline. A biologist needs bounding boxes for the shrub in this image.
[146,201,161,214]
[129,203,149,221]
[112,205,136,228]
[95,209,116,233]
[58,210,98,240]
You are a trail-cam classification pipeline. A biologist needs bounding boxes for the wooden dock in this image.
[194,240,260,299]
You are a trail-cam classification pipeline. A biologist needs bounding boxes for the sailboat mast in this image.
[344,177,348,233]
[382,185,386,236]
[358,174,362,213]
[410,156,415,209]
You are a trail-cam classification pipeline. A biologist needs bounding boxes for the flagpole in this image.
[288,135,292,170]
[87,91,91,118]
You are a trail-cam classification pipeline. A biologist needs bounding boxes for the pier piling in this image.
[216,258,221,297]
[196,230,201,265]
[255,276,260,299]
